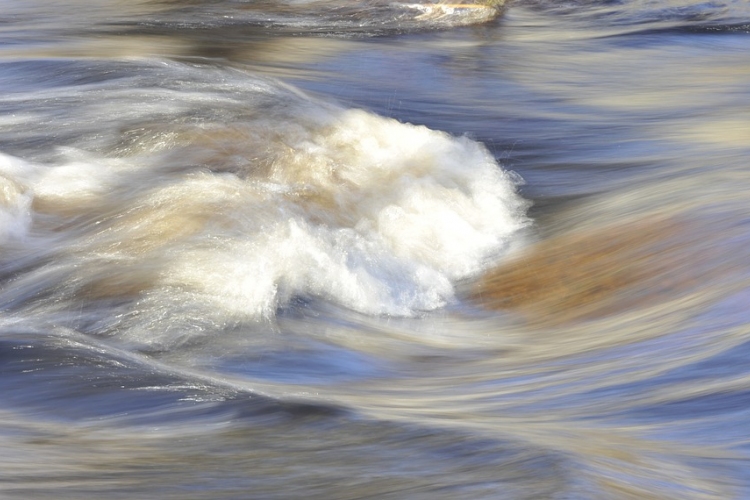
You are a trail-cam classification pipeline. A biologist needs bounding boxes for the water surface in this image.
[1,1,749,498]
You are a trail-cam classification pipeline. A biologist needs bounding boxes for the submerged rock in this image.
[470,216,722,324]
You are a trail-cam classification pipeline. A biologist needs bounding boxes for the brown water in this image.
[1,1,749,498]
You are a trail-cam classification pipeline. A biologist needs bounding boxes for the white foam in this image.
[0,98,528,322]
[153,108,529,318]
[34,157,115,201]
[0,154,35,244]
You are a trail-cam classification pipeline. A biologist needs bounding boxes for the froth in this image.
[0,154,34,244]
[183,109,527,317]
[0,86,528,329]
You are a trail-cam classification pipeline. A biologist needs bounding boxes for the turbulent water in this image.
[1,1,750,498]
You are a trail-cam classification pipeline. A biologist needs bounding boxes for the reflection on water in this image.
[1,1,750,499]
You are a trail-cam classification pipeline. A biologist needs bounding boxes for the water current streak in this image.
[1,1,750,499]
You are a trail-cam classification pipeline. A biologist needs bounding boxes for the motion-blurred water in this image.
[1,1,749,498]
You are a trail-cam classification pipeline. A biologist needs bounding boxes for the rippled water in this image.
[1,1,750,498]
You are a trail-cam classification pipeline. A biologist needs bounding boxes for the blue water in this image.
[1,1,749,498]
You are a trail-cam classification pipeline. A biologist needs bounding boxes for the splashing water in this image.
[1,1,750,499]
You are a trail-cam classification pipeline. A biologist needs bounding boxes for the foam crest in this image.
[161,108,530,318]
[280,109,526,278]
[0,154,35,244]
[0,77,528,325]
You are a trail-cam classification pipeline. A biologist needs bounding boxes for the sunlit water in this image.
[1,1,749,498]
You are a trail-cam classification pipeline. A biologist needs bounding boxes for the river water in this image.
[1,1,749,498]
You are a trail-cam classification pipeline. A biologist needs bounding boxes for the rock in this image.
[469,216,714,324]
